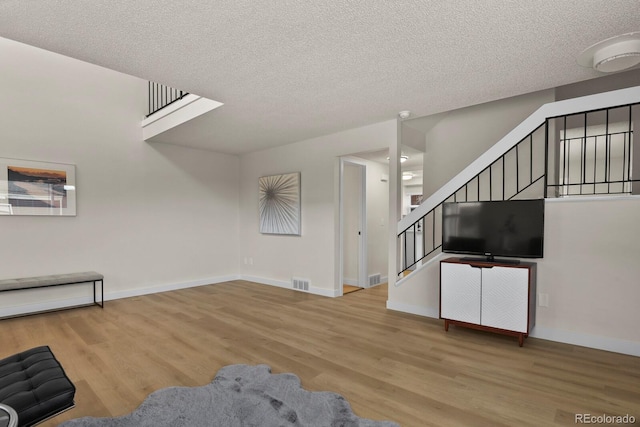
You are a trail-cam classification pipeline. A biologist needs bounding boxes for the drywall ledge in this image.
[142,94,223,140]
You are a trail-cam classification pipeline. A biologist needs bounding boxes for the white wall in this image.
[536,198,640,349]
[399,124,426,154]
[420,90,555,198]
[388,197,640,355]
[364,159,389,283]
[0,38,240,315]
[342,163,360,283]
[239,120,396,296]
[389,78,640,355]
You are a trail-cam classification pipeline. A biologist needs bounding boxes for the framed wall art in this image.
[0,158,76,216]
[259,172,300,235]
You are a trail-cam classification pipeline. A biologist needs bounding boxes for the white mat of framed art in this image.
[0,158,76,216]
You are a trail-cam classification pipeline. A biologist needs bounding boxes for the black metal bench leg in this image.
[93,280,104,308]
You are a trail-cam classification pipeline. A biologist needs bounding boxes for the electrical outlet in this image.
[538,293,549,307]
[243,257,248,265]
[249,257,253,265]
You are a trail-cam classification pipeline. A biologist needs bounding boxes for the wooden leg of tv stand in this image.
[518,333,524,347]
[444,319,449,332]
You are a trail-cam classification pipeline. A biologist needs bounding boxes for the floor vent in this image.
[368,273,381,287]
[292,277,310,291]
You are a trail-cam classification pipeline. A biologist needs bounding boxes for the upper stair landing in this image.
[141,83,223,141]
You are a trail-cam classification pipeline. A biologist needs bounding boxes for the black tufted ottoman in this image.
[0,346,76,426]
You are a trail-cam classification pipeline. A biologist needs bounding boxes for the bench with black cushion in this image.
[0,346,76,427]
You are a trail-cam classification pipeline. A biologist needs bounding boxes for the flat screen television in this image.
[442,199,544,262]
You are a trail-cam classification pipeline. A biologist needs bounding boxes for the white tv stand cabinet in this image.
[440,257,536,346]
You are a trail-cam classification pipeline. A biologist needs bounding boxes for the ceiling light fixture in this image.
[402,172,413,181]
[398,110,411,120]
[578,32,640,73]
[387,155,408,163]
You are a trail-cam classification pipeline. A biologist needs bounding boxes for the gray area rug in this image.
[59,364,399,427]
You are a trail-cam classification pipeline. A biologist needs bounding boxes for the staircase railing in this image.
[398,92,639,276]
[147,82,189,117]
[549,108,635,196]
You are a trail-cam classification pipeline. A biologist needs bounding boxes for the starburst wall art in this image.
[259,172,301,235]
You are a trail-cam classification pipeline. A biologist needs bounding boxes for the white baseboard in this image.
[385,301,640,357]
[239,275,339,297]
[0,273,339,319]
[386,300,439,319]
[530,326,640,357]
[6,275,637,357]
[0,274,240,318]
[343,275,388,288]
[343,277,358,286]
[312,287,340,297]
[107,275,240,301]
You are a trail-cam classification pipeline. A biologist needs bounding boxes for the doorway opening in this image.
[338,152,389,296]
[340,159,366,296]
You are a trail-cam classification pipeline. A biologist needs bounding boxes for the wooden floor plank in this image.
[0,281,638,426]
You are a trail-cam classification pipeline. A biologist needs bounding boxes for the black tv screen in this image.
[442,199,544,260]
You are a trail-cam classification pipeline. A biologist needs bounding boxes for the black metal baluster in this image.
[529,134,533,189]
[403,230,407,273]
[516,144,520,193]
[413,223,417,268]
[581,113,587,195]
[420,216,427,259]
[489,163,493,201]
[147,82,191,116]
[502,156,505,200]
[628,105,633,192]
[624,131,629,192]
[605,109,610,194]
[563,117,568,193]
[544,118,550,198]
[432,209,436,254]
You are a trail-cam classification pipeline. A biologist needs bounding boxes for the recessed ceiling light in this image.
[402,172,413,181]
[578,32,640,73]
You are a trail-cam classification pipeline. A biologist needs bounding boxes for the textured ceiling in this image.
[1,1,638,154]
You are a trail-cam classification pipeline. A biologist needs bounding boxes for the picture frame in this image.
[0,158,76,216]
[259,172,301,235]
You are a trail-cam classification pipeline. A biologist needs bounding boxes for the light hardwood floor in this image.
[1,281,639,426]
